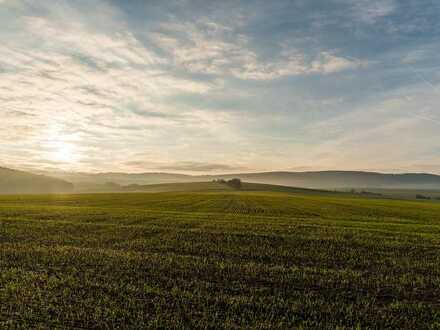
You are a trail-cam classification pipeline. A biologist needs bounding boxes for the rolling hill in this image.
[118,181,337,195]
[45,170,440,191]
[43,171,193,186]
[212,171,440,190]
[0,167,74,194]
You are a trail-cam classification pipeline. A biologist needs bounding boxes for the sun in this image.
[52,141,77,163]
[44,124,81,165]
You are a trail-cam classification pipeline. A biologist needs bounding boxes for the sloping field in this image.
[1,190,440,328]
[117,181,337,195]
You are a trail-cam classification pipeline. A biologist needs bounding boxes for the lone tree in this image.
[226,178,242,190]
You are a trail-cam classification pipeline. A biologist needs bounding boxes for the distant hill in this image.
[45,171,194,187]
[0,167,74,194]
[45,170,440,191]
[211,171,440,190]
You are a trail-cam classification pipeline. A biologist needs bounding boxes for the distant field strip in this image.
[1,191,440,329]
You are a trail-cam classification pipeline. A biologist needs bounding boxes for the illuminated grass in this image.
[1,191,440,328]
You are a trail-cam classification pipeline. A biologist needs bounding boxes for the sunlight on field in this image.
[1,190,440,328]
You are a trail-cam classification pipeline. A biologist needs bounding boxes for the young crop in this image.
[0,191,439,328]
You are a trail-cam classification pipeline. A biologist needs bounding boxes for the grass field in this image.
[1,185,440,328]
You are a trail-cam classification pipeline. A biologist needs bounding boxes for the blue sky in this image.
[1,0,439,174]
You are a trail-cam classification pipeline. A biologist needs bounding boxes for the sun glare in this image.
[54,142,75,162]
[50,140,79,164]
[44,124,81,165]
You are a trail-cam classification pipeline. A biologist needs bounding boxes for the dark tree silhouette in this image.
[227,178,242,190]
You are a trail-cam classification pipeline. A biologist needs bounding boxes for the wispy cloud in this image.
[123,160,247,173]
[151,20,366,80]
[350,0,396,24]
[0,0,439,173]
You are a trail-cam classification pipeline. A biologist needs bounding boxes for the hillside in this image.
[212,171,440,190]
[45,171,194,186]
[0,167,73,194]
[45,170,440,190]
[117,181,333,194]
[121,181,233,193]
[60,179,343,195]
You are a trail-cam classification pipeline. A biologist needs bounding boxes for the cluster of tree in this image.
[213,178,242,190]
[416,194,431,200]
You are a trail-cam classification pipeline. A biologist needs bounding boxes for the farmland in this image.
[1,183,440,328]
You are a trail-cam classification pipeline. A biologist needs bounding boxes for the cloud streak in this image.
[1,0,439,173]
[151,20,366,80]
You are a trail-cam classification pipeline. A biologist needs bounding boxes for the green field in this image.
[1,184,440,328]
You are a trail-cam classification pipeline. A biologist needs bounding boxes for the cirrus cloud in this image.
[1,0,439,174]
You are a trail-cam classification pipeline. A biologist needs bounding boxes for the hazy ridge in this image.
[3,166,440,194]
[46,169,440,191]
[0,167,73,194]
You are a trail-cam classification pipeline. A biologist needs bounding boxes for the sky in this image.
[1,0,440,174]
